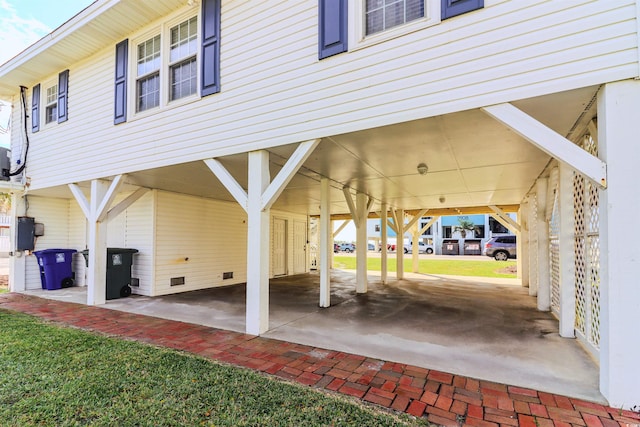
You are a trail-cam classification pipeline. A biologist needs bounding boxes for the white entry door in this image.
[272,218,287,276]
[293,220,307,274]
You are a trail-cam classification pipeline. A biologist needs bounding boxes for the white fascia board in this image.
[482,103,607,189]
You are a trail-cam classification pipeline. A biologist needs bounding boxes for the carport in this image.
[11,82,640,407]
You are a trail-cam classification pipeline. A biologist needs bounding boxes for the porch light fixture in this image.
[417,163,428,175]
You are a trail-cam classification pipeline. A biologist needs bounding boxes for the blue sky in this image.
[0,0,95,146]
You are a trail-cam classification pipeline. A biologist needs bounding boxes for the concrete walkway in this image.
[1,293,638,427]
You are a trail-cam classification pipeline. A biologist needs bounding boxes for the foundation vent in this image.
[131,278,139,287]
[170,277,185,286]
[222,272,233,280]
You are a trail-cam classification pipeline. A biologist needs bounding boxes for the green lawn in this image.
[0,310,427,427]
[333,256,517,278]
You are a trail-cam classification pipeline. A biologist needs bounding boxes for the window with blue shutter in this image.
[201,0,220,97]
[57,70,69,123]
[319,0,348,59]
[31,84,40,133]
[114,39,128,124]
[442,0,483,20]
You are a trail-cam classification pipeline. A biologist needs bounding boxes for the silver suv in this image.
[483,236,517,261]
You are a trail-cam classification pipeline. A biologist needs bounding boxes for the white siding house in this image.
[1,0,639,407]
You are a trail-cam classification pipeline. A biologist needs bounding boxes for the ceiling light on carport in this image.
[417,163,428,175]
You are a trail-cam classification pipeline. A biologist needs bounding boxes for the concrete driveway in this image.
[32,268,602,403]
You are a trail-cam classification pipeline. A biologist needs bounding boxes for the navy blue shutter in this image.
[57,69,69,123]
[114,39,128,124]
[31,84,40,133]
[442,0,484,20]
[318,0,348,59]
[201,0,221,97]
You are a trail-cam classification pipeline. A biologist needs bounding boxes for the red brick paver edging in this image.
[1,293,639,427]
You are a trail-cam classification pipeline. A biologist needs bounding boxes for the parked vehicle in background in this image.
[368,243,375,251]
[403,242,434,254]
[483,236,517,260]
[379,244,396,252]
[338,243,356,253]
[334,243,340,253]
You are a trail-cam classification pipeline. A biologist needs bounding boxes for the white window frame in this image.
[43,80,58,126]
[135,33,161,113]
[349,0,440,50]
[128,8,200,120]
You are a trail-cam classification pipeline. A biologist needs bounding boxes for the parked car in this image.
[403,242,434,254]
[483,236,517,260]
[368,243,375,251]
[334,243,340,253]
[338,243,356,253]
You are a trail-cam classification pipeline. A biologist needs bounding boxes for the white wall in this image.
[23,196,73,290]
[10,0,638,191]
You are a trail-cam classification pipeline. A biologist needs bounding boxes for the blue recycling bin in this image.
[33,249,77,290]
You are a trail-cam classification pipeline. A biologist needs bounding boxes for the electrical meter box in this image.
[0,147,10,181]
[17,216,35,251]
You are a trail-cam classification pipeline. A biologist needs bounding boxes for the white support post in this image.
[86,180,109,306]
[355,192,368,293]
[528,198,538,296]
[381,203,388,284]
[536,178,550,311]
[319,178,331,307]
[68,177,124,306]
[246,151,271,335]
[598,80,640,407]
[411,221,419,273]
[396,209,404,279]
[8,192,26,292]
[518,201,529,288]
[558,163,576,338]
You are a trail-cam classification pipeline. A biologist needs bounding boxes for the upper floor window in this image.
[365,0,424,36]
[169,16,198,101]
[131,14,199,116]
[114,1,220,125]
[136,35,161,112]
[44,84,58,124]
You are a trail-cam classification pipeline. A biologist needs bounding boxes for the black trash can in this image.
[81,248,138,300]
[106,248,138,300]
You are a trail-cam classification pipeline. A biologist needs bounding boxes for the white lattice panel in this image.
[549,174,561,316]
[573,134,601,355]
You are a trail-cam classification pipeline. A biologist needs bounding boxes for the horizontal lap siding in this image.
[14,0,638,189]
[154,191,247,296]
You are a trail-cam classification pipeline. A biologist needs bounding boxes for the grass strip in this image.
[0,310,427,427]
[333,256,517,278]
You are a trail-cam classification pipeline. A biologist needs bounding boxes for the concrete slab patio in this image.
[1,291,639,427]
[24,269,603,404]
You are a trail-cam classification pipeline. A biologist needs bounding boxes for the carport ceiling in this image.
[51,86,598,216]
